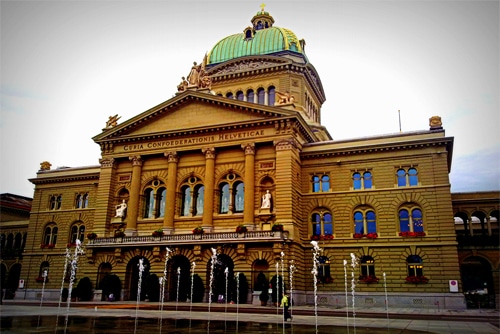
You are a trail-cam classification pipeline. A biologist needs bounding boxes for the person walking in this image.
[280,293,292,321]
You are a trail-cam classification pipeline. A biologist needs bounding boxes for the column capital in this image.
[129,155,143,166]
[164,151,179,163]
[202,147,216,159]
[274,138,300,151]
[99,158,115,168]
[241,142,256,155]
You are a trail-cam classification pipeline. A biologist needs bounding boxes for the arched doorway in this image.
[125,257,150,301]
[461,256,495,308]
[5,263,21,299]
[207,253,234,303]
[167,255,191,302]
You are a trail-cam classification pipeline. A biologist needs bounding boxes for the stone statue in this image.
[261,190,272,209]
[115,200,127,218]
[39,161,52,171]
[275,91,295,105]
[187,62,201,86]
[177,76,189,91]
[106,114,121,129]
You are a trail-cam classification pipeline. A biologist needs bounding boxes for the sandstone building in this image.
[14,7,492,309]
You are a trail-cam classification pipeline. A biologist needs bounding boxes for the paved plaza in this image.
[1,300,498,334]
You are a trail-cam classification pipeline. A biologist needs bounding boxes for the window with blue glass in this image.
[311,174,330,192]
[268,86,275,106]
[353,171,372,190]
[236,91,244,101]
[181,176,204,217]
[247,89,254,103]
[257,88,265,104]
[311,211,333,237]
[218,173,244,214]
[143,180,166,218]
[353,209,377,235]
[397,167,419,187]
[399,208,424,233]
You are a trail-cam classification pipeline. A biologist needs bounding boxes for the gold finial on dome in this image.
[260,2,266,12]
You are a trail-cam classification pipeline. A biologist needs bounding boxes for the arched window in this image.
[49,195,62,210]
[353,172,362,190]
[353,171,372,190]
[194,185,204,215]
[408,168,418,186]
[311,174,330,192]
[399,207,425,236]
[181,185,191,216]
[360,255,376,278]
[6,233,13,249]
[180,176,204,217]
[226,92,234,99]
[219,183,230,214]
[70,222,86,244]
[311,210,333,237]
[43,224,58,246]
[236,91,244,101]
[268,86,275,106]
[13,233,22,249]
[247,89,254,103]
[353,209,377,236]
[38,261,50,280]
[75,193,89,209]
[397,169,407,187]
[318,256,332,283]
[257,88,265,104]
[142,180,167,219]
[217,173,244,214]
[0,234,5,249]
[406,255,425,279]
[397,167,419,187]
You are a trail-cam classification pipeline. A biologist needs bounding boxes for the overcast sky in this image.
[1,0,499,198]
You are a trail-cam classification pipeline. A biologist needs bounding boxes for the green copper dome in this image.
[207,9,304,65]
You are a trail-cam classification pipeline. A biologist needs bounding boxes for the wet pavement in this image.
[1,299,498,334]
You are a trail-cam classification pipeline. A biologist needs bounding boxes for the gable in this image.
[125,100,266,137]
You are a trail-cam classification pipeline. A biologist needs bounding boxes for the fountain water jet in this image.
[383,272,390,332]
[207,247,217,331]
[64,239,84,333]
[159,247,172,332]
[176,267,181,312]
[134,258,146,334]
[224,267,229,331]
[55,247,71,329]
[37,269,48,330]
[189,261,196,331]
[280,251,285,329]
[350,253,359,334]
[343,259,350,334]
[235,271,240,332]
[311,240,321,333]
[289,260,297,320]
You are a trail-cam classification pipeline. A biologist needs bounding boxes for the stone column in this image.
[242,143,255,227]
[163,151,178,234]
[202,147,215,229]
[125,155,143,235]
[94,158,116,237]
[468,216,474,236]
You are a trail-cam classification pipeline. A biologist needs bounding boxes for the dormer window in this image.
[244,27,254,39]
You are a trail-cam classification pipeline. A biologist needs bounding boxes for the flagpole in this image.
[398,109,401,132]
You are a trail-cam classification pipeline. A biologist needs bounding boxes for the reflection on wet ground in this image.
[1,315,431,334]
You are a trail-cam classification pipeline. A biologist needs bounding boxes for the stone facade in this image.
[14,8,479,309]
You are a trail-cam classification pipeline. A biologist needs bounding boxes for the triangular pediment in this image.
[93,91,298,143]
